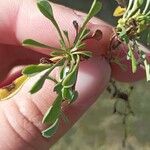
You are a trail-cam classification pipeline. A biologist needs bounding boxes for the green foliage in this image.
[42,119,59,138]
[22,0,149,140]
[30,68,52,94]
[114,0,150,77]
[22,64,52,76]
[128,46,137,73]
[37,0,54,20]
[42,93,62,124]
[22,0,102,138]
[23,39,61,51]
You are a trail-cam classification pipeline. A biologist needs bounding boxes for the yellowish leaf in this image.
[0,75,28,100]
[113,6,126,17]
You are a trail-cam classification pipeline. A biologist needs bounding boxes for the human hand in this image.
[0,0,148,149]
[0,1,112,149]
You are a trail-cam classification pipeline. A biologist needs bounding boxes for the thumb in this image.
[0,0,113,55]
[0,57,111,150]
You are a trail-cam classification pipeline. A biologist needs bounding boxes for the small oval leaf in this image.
[50,50,65,57]
[42,93,62,124]
[62,87,74,100]
[62,55,80,88]
[22,64,52,76]
[37,0,54,20]
[42,119,59,138]
[62,68,78,88]
[30,68,52,94]
[88,0,102,19]
[23,39,51,49]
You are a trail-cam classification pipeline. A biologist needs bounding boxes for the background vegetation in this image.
[50,0,150,149]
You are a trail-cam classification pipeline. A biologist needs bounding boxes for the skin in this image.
[0,0,148,149]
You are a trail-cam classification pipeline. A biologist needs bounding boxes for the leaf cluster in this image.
[22,0,102,138]
[114,0,150,79]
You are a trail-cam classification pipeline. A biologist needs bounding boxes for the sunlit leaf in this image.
[76,43,86,49]
[62,69,78,88]
[30,68,52,94]
[30,57,65,94]
[70,90,78,103]
[137,0,144,7]
[37,0,54,20]
[23,39,51,48]
[63,30,70,45]
[42,119,59,138]
[59,39,66,49]
[62,88,74,100]
[73,51,92,58]
[118,27,129,44]
[113,6,126,17]
[143,56,150,81]
[62,56,80,88]
[42,93,62,124]
[37,0,66,48]
[54,82,63,93]
[22,64,52,76]
[60,63,68,80]
[88,0,102,20]
[80,28,91,41]
[50,50,65,57]
[128,46,137,73]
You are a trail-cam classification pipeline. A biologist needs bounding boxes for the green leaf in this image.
[30,58,65,94]
[42,93,62,124]
[50,50,65,57]
[62,55,79,88]
[143,0,150,14]
[42,119,59,138]
[74,0,102,46]
[147,30,150,45]
[22,64,52,76]
[62,88,74,100]
[80,28,91,41]
[88,0,102,20]
[73,51,92,58]
[59,39,66,49]
[70,91,78,103]
[128,46,137,73]
[37,0,66,48]
[62,55,80,87]
[62,69,78,88]
[63,30,70,45]
[62,88,78,102]
[30,68,52,94]
[143,57,150,81]
[76,43,86,50]
[23,39,51,49]
[137,0,143,7]
[60,62,68,80]
[37,0,54,20]
[118,28,129,44]
[54,82,63,93]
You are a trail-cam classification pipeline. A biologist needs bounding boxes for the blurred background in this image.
[50,0,150,149]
